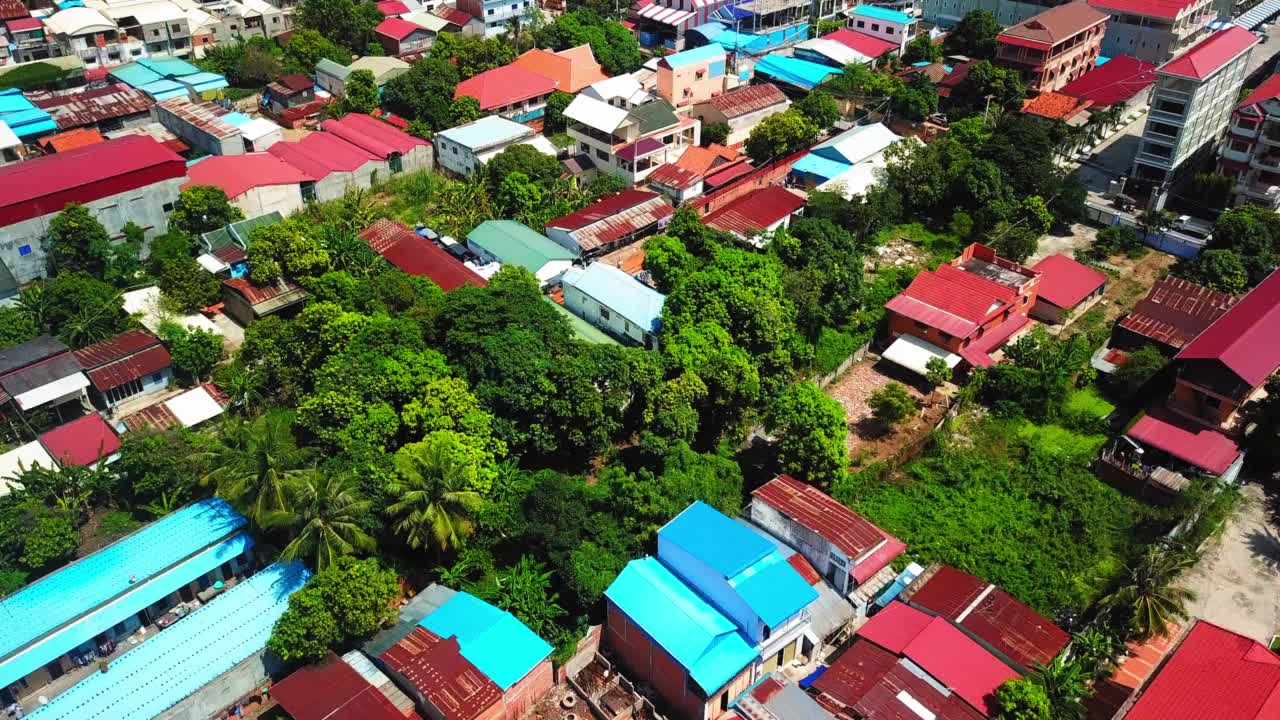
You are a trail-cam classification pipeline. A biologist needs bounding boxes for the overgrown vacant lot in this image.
[836,414,1174,617]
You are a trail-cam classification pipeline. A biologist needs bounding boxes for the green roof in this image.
[631,99,679,134]
[547,299,621,345]
[467,220,575,273]
[315,58,351,80]
[200,211,282,251]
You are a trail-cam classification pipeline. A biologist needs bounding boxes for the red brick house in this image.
[996,1,1108,94]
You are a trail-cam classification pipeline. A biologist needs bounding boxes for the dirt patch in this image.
[1028,223,1097,264]
[1087,250,1176,328]
[866,236,928,272]
[824,358,948,468]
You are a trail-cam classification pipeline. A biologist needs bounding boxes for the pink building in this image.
[657,43,729,108]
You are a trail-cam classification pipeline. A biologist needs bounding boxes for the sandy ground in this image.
[1028,223,1097,264]
[1181,482,1280,643]
[823,358,947,465]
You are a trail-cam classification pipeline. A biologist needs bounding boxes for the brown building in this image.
[996,1,1108,94]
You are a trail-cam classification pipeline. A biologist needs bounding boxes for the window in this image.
[172,23,181,32]
[939,331,952,341]
[872,23,880,31]
[163,202,174,212]
[487,7,493,12]
[301,181,317,201]
[17,244,31,256]
[856,19,865,27]
[914,321,929,331]
[595,148,608,161]
[1203,395,1221,408]
[762,625,771,640]
[600,307,611,320]
[1156,98,1186,115]
[389,152,403,173]
[886,26,894,34]
[273,16,279,22]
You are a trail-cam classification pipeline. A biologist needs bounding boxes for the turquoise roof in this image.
[0,89,56,138]
[0,499,246,664]
[851,4,914,23]
[110,57,226,99]
[562,263,665,332]
[752,53,842,90]
[466,220,575,273]
[661,43,726,68]
[792,151,852,183]
[222,111,252,126]
[419,591,552,690]
[606,557,757,695]
[713,30,767,53]
[29,562,311,720]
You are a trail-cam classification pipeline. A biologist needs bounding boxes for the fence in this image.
[555,625,601,684]
[1084,202,1206,259]
[814,342,871,388]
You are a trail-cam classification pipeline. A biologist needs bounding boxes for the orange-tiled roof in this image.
[38,127,105,153]
[513,45,608,93]
[675,143,739,175]
[1021,91,1090,120]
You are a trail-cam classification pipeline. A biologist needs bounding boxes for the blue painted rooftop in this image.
[436,114,532,149]
[850,4,914,24]
[660,43,726,68]
[29,562,310,720]
[753,54,842,90]
[792,152,852,182]
[562,263,666,332]
[0,89,56,138]
[419,591,552,690]
[606,557,756,695]
[109,56,227,99]
[0,499,246,664]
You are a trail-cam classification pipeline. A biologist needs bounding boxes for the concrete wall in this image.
[398,144,433,175]
[435,134,484,176]
[153,650,282,720]
[231,183,305,218]
[658,56,726,109]
[556,625,601,684]
[152,104,243,156]
[749,499,846,586]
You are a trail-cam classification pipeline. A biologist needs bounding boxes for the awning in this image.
[14,371,90,411]
[637,3,694,25]
[882,334,961,376]
[166,386,225,427]
[197,253,230,274]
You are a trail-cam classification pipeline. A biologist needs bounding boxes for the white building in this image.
[564,93,700,185]
[847,4,916,52]
[690,82,790,146]
[561,263,666,348]
[433,115,557,177]
[43,7,142,70]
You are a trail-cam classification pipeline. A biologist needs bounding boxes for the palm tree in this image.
[1070,627,1124,679]
[385,436,483,553]
[219,366,265,415]
[16,283,51,333]
[1032,656,1088,720]
[201,412,311,528]
[1103,541,1196,640]
[280,471,376,571]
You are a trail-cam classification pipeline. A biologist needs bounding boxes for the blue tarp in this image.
[0,88,56,138]
[419,591,552,690]
[792,152,852,183]
[799,665,828,688]
[753,53,842,90]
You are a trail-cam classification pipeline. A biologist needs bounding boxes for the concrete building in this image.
[0,134,185,285]
[72,329,173,409]
[1218,72,1280,209]
[315,56,410,97]
[433,115,557,177]
[1131,26,1257,206]
[185,152,309,216]
[656,43,728,109]
[267,130,384,202]
[561,263,666,348]
[373,16,436,56]
[456,0,533,36]
[1089,0,1215,64]
[1028,253,1108,324]
[92,0,193,59]
[995,1,1107,94]
[690,82,790,145]
[42,7,141,71]
[152,97,244,155]
[453,64,556,123]
[847,4,916,52]
[564,93,700,185]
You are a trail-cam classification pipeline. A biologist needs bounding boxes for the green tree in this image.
[869,382,916,428]
[794,90,840,129]
[1209,204,1280,286]
[170,185,244,237]
[33,273,130,348]
[160,325,224,382]
[1242,376,1280,471]
[951,59,1025,116]
[544,90,574,133]
[1186,248,1248,293]
[268,557,398,662]
[744,109,818,163]
[766,382,849,485]
[1137,208,1177,240]
[994,677,1051,720]
[449,95,483,125]
[1089,225,1140,259]
[904,33,942,63]
[0,306,38,351]
[1112,345,1166,398]
[283,29,349,75]
[473,555,567,637]
[1032,657,1088,720]
[342,68,379,115]
[116,429,206,509]
[948,9,1001,59]
[892,75,940,121]
[386,435,485,552]
[158,257,222,313]
[296,0,381,52]
[1102,541,1196,640]
[382,57,459,130]
[496,171,544,223]
[248,218,332,283]
[925,357,951,388]
[46,203,111,277]
[700,121,730,146]
[534,9,642,75]
[485,143,562,192]
[203,411,311,528]
[280,472,375,571]
[21,511,78,570]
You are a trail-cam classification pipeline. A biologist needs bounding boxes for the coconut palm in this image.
[16,283,52,333]
[1070,627,1124,679]
[201,411,311,528]
[1032,656,1089,720]
[1103,541,1196,640]
[219,365,265,415]
[279,471,375,571]
[385,435,483,553]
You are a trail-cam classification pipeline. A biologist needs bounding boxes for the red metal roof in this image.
[1088,0,1200,19]
[647,162,703,189]
[223,277,304,305]
[753,474,896,562]
[1126,412,1240,475]
[39,127,106,153]
[433,6,473,25]
[816,641,985,720]
[822,28,899,58]
[1176,268,1280,388]
[1238,72,1280,112]
[184,153,311,199]
[959,313,1029,369]
[858,601,936,655]
[377,0,410,14]
[322,113,428,158]
[376,16,427,40]
[269,131,381,179]
[907,566,1069,670]
[28,83,155,131]
[1030,254,1107,309]
[1124,621,1280,720]
[0,0,27,20]
[704,185,806,236]
[0,135,185,227]
[1158,26,1258,81]
[887,262,1016,339]
[380,628,502,720]
[545,189,673,253]
[703,159,753,187]
[39,414,121,467]
[358,219,487,291]
[1059,55,1158,107]
[279,73,314,92]
[704,83,788,118]
[454,64,556,111]
[73,330,171,392]
[273,653,409,720]
[1118,276,1234,351]
[786,553,822,585]
[5,16,41,31]
[851,537,907,584]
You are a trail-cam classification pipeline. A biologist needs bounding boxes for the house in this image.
[272,651,418,720]
[152,97,246,155]
[1101,408,1243,500]
[375,17,435,57]
[1219,72,1280,209]
[1119,620,1280,720]
[582,74,654,108]
[1088,0,1215,64]
[431,5,478,33]
[26,83,154,134]
[704,185,807,246]
[690,83,789,145]
[316,56,411,97]
[376,0,413,16]
[1020,90,1092,123]
[752,53,844,92]
[1131,27,1258,207]
[456,0,535,35]
[821,28,899,66]
[3,15,55,65]
[454,64,557,123]
[234,116,284,152]
[564,94,700,184]
[1058,54,1158,110]
[544,188,673,258]
[627,0,724,52]
[119,382,230,431]
[38,413,122,468]
[321,112,433,175]
[847,5,916,53]
[750,474,905,605]
[733,675,835,720]
[1113,275,1233,355]
[561,263,666,348]
[466,220,575,285]
[72,330,172,409]
[377,587,554,720]
[901,565,1070,672]
[882,243,1041,375]
[646,162,706,203]
[605,501,820,720]
[512,45,607,93]
[435,115,557,177]
[995,2,1108,94]
[0,336,90,421]
[185,152,311,216]
[791,122,900,197]
[25,561,310,720]
[94,1,194,60]
[1029,254,1107,324]
[263,72,321,126]
[267,131,384,203]
[359,219,487,290]
[42,7,131,72]
[107,56,229,101]
[0,499,264,711]
[656,44,728,108]
[813,601,1018,719]
[222,277,310,326]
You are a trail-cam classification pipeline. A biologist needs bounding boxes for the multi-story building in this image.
[453,64,556,123]
[433,115,558,177]
[1131,26,1257,207]
[564,93,701,185]
[43,7,143,70]
[455,0,534,36]
[848,4,917,52]
[94,0,193,58]
[1089,0,1215,64]
[1218,72,1280,209]
[995,1,1107,94]
[657,43,729,109]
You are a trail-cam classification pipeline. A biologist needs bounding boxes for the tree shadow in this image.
[854,416,890,441]
[1245,526,1280,573]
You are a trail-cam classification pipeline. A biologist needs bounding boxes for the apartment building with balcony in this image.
[995,2,1107,94]
[3,17,59,64]
[455,0,534,36]
[1218,72,1280,209]
[563,92,701,185]
[95,0,193,58]
[1088,0,1214,64]
[1130,26,1256,207]
[43,7,143,69]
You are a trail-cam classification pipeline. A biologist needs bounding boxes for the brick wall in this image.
[503,658,554,720]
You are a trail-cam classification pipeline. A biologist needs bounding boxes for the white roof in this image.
[237,117,281,142]
[44,7,117,36]
[816,151,889,199]
[518,135,559,156]
[122,286,222,335]
[815,122,901,166]
[0,441,56,494]
[564,94,630,134]
[405,11,450,31]
[0,121,19,151]
[15,372,91,411]
[796,37,870,66]
[100,0,186,24]
[881,334,961,376]
[584,74,652,106]
[435,114,533,151]
[164,386,224,427]
[196,253,229,273]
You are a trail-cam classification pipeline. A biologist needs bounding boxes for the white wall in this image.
[562,281,652,345]
[231,183,305,218]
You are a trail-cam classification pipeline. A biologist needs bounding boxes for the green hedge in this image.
[0,62,80,91]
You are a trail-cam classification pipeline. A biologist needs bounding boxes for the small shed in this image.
[221,277,309,326]
[1030,254,1107,324]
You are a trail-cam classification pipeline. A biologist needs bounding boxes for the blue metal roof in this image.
[0,533,255,691]
[690,22,727,41]
[0,499,246,664]
[0,89,56,138]
[661,43,726,68]
[562,263,666,332]
[752,54,842,90]
[791,152,852,182]
[419,591,552,691]
[660,501,775,577]
[605,558,756,695]
[29,562,310,720]
[729,550,818,628]
[850,4,914,24]
[713,30,767,53]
